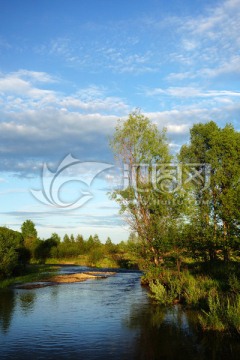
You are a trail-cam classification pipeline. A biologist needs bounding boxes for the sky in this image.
[0,0,240,242]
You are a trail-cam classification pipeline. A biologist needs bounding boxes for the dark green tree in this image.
[34,238,58,263]
[180,121,240,261]
[21,220,38,259]
[0,227,27,278]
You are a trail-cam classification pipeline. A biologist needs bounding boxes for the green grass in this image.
[145,259,240,335]
[0,264,58,289]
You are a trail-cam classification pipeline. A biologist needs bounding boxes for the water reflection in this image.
[0,290,15,333]
[18,291,36,315]
[126,302,240,360]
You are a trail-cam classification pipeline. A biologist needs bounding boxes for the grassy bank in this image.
[0,253,137,289]
[0,264,58,289]
[143,260,240,335]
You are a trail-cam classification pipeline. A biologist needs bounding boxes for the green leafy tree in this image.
[63,234,70,243]
[0,227,27,278]
[21,220,38,259]
[76,234,86,254]
[85,235,95,252]
[21,220,38,240]
[51,233,61,244]
[34,238,58,263]
[105,237,117,254]
[110,110,180,267]
[180,121,240,261]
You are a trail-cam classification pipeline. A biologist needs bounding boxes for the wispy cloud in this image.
[0,72,129,113]
[166,0,240,83]
[145,86,240,99]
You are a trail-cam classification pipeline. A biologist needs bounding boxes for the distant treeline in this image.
[0,221,138,279]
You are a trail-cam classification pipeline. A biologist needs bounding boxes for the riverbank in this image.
[0,264,59,289]
[14,271,116,289]
[0,264,117,289]
[144,260,240,335]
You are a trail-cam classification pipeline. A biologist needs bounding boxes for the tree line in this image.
[0,220,135,279]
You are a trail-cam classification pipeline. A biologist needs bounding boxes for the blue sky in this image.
[0,0,240,242]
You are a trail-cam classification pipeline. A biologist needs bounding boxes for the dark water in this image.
[0,266,240,360]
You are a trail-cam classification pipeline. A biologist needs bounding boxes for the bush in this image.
[199,291,226,331]
[226,295,240,334]
[0,227,25,278]
[149,280,173,305]
[228,274,240,294]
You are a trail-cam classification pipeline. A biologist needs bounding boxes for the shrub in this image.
[149,280,172,305]
[199,291,226,331]
[228,274,240,294]
[226,295,240,334]
[0,227,26,278]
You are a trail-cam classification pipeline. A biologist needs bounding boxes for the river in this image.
[0,266,240,359]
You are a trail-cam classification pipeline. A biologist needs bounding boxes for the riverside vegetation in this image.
[1,111,240,335]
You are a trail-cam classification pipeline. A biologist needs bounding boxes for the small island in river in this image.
[14,271,116,289]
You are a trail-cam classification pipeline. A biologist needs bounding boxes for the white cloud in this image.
[146,86,240,99]
[165,0,240,83]
[0,71,129,114]
[15,70,57,83]
[184,0,240,37]
[0,68,239,175]
[0,71,56,100]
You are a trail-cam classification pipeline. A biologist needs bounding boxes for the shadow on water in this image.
[0,290,16,333]
[125,302,240,360]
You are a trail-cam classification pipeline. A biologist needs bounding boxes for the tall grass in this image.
[146,263,240,334]
[199,291,225,331]
[148,269,218,308]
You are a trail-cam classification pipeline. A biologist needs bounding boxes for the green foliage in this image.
[51,233,61,243]
[183,273,218,307]
[88,246,104,266]
[149,280,172,305]
[199,291,226,331]
[226,295,240,334]
[21,220,38,240]
[180,121,240,262]
[0,264,58,289]
[145,267,220,309]
[21,220,38,259]
[199,292,240,333]
[228,274,240,294]
[105,237,117,254]
[147,261,240,334]
[0,227,26,278]
[109,110,188,267]
[34,238,58,263]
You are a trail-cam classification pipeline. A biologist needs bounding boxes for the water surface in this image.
[0,266,239,359]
